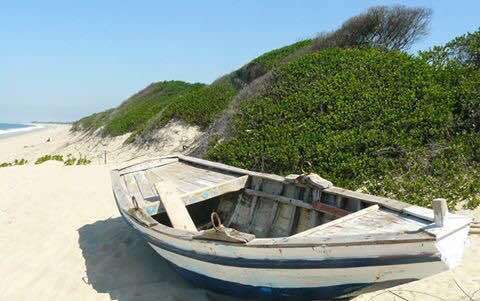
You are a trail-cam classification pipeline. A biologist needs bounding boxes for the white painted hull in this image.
[111,155,471,300]
[122,211,468,299]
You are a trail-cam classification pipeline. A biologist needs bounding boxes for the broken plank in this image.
[312,201,350,218]
[182,175,249,206]
[154,183,197,232]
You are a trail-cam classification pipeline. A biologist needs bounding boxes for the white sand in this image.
[0,125,478,300]
[0,165,235,301]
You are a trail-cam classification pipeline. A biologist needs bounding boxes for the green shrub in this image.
[76,156,91,165]
[35,154,64,165]
[420,27,480,68]
[134,77,237,140]
[250,40,312,71]
[102,81,203,136]
[71,109,113,132]
[13,159,28,165]
[64,154,77,166]
[0,159,28,168]
[206,48,480,208]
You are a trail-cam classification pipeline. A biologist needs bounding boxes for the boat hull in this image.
[120,212,447,300]
[110,156,471,300]
[150,242,423,300]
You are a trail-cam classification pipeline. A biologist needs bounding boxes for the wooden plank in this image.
[226,194,253,231]
[249,180,284,237]
[134,171,159,201]
[291,205,380,238]
[283,184,300,236]
[154,183,197,232]
[181,175,249,206]
[244,189,350,218]
[312,201,350,218]
[147,167,199,193]
[295,207,313,234]
[265,202,279,236]
[246,177,263,230]
[294,187,315,233]
[110,170,131,209]
[120,157,178,175]
[177,154,285,182]
[403,205,436,221]
[336,195,344,208]
[324,186,409,212]
[123,173,145,204]
[176,164,237,183]
[247,230,434,247]
[177,155,413,213]
[177,155,250,176]
[244,189,311,210]
[127,207,159,227]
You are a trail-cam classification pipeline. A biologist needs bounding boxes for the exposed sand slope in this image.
[0,165,237,301]
[0,121,202,165]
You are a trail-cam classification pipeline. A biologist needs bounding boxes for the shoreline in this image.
[0,123,44,140]
[0,122,71,140]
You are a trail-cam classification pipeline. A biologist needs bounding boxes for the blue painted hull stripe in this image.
[168,260,417,299]
[121,215,441,269]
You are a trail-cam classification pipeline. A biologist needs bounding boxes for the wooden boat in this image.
[111,154,471,300]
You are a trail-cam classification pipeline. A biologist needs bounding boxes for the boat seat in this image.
[155,183,197,232]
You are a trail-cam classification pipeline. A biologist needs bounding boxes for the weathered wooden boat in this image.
[111,154,471,300]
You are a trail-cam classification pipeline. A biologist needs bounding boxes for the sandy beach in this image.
[0,125,479,300]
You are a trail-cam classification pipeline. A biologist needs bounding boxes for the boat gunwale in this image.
[118,203,437,250]
[111,154,469,247]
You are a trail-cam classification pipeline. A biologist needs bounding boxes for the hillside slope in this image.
[206,48,480,208]
[72,80,204,136]
[73,39,313,143]
[72,9,480,209]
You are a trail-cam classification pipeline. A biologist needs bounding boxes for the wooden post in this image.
[104,150,107,165]
[432,198,448,227]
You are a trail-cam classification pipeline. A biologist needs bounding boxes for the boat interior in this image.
[115,156,432,242]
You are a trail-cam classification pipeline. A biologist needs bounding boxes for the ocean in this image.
[0,123,39,137]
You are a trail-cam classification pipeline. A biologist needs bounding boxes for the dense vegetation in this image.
[207,48,480,209]
[73,81,203,136]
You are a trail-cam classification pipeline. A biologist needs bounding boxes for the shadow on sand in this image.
[78,216,242,301]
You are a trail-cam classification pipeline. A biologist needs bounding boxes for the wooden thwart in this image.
[312,201,350,218]
[155,183,197,232]
[181,175,249,206]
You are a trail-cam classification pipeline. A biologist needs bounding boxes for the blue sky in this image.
[1,0,478,122]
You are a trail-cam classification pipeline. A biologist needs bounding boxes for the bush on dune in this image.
[206,48,480,208]
[102,81,203,136]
